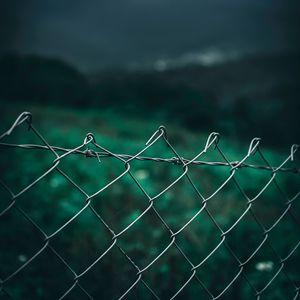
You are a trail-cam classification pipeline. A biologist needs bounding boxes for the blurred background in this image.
[0,0,300,145]
[0,0,299,299]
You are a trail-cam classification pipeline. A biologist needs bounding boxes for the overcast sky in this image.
[0,0,299,72]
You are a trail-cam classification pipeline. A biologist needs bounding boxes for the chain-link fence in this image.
[0,112,299,299]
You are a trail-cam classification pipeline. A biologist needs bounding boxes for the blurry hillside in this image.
[0,52,299,299]
[0,51,299,147]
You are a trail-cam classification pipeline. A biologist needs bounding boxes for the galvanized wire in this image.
[0,112,299,299]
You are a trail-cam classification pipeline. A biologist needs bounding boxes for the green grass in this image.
[0,100,299,299]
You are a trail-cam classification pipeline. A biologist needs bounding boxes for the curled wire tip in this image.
[1,112,33,139]
[84,133,96,144]
[20,111,32,122]
[291,144,299,161]
[158,125,168,138]
[247,137,262,156]
[204,132,220,151]
[145,129,160,146]
[145,126,167,146]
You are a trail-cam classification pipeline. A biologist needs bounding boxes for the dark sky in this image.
[0,0,299,72]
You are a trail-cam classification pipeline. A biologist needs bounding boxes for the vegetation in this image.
[0,54,299,299]
[0,53,299,147]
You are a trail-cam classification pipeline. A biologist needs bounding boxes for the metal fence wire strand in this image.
[0,112,299,299]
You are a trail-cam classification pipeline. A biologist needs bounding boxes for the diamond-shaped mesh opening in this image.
[242,241,284,290]
[225,211,265,263]
[127,138,186,199]
[258,270,297,300]
[88,172,151,234]
[194,242,242,298]
[48,207,112,274]
[267,211,300,258]
[175,210,221,265]
[76,245,138,299]
[0,207,45,279]
[116,208,172,270]
[150,175,206,231]
[3,246,75,299]
[10,170,87,235]
[140,245,196,299]
[250,181,291,229]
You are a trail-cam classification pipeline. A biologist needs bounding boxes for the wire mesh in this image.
[0,112,299,299]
